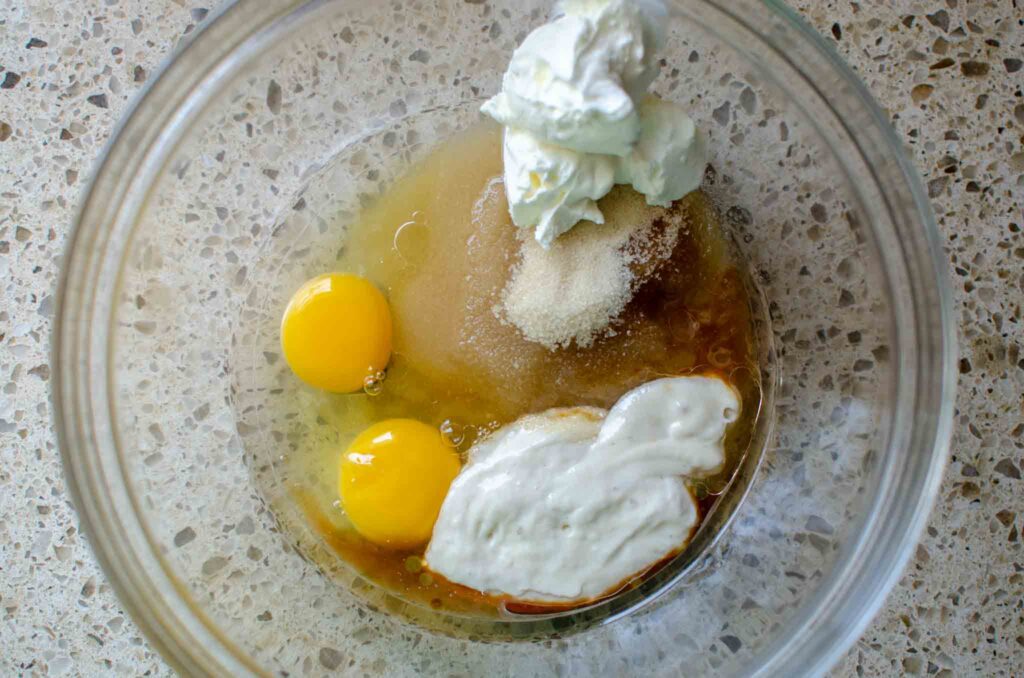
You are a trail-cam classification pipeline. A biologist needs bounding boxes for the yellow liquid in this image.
[288,121,762,617]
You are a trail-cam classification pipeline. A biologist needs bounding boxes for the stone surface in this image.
[0,0,1020,675]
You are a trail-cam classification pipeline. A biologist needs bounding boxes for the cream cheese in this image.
[502,127,617,248]
[481,0,665,156]
[483,0,708,247]
[614,96,707,207]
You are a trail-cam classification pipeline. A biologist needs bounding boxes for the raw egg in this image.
[281,273,392,393]
[339,419,461,549]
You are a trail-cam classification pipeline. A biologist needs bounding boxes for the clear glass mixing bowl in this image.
[54,0,955,675]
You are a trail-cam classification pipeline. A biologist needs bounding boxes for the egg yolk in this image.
[339,419,461,549]
[281,273,392,393]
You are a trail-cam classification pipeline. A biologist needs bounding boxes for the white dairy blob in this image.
[482,0,708,247]
[424,376,739,603]
[614,96,707,207]
[481,0,666,156]
[502,127,617,247]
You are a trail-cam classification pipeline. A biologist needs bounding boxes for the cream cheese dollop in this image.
[482,0,707,247]
[481,0,666,156]
[503,127,617,247]
[424,376,739,603]
[615,96,707,207]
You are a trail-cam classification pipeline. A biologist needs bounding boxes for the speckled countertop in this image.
[0,0,1021,675]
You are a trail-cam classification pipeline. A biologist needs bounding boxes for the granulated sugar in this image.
[498,186,687,349]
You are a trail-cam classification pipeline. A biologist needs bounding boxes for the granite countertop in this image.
[1,0,1021,675]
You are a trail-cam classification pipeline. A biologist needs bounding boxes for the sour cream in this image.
[424,376,739,603]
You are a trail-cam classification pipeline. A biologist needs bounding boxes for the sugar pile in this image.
[497,186,689,349]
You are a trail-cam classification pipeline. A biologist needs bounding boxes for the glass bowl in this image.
[54,0,955,675]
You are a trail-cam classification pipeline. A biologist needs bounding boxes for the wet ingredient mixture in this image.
[283,122,762,616]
